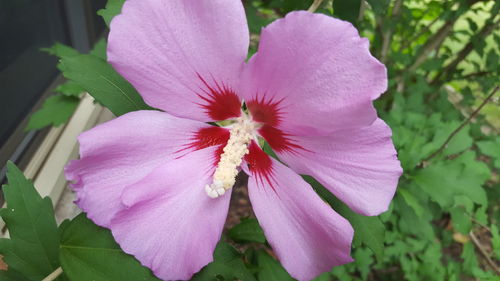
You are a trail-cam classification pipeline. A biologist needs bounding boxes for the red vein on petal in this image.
[177,126,230,167]
[245,141,276,192]
[179,126,230,151]
[246,94,284,127]
[258,125,308,155]
[195,73,241,121]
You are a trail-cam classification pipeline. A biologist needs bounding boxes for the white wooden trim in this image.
[23,126,66,180]
[33,94,103,202]
[1,94,109,235]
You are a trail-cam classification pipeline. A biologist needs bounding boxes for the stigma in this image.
[205,114,256,198]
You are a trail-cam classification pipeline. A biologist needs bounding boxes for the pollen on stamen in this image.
[205,114,255,198]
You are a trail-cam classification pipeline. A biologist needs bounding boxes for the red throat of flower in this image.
[196,74,241,121]
[245,141,274,188]
[191,74,306,197]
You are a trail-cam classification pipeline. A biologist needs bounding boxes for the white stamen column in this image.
[205,114,255,198]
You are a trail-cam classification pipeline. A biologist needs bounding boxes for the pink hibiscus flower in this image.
[65,0,402,280]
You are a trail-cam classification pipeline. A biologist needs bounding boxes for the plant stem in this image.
[307,0,325,12]
[42,267,63,281]
[469,231,500,275]
[458,71,493,80]
[398,11,441,52]
[357,0,366,22]
[380,0,403,63]
[431,19,499,85]
[406,19,455,72]
[422,86,499,163]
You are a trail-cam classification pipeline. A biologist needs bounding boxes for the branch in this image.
[422,86,499,163]
[42,267,63,281]
[397,0,490,80]
[308,0,325,13]
[380,0,403,63]
[406,19,456,72]
[431,18,499,85]
[456,71,494,80]
[469,231,500,275]
[357,0,366,22]
[399,15,440,52]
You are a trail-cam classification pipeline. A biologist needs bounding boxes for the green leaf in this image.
[477,138,500,169]
[466,18,478,32]
[421,121,473,159]
[399,188,425,218]
[228,218,266,243]
[0,162,61,281]
[352,247,374,280]
[304,176,385,261]
[59,213,160,281]
[97,0,126,27]
[54,82,85,97]
[262,141,278,160]
[26,95,80,130]
[394,195,435,241]
[59,54,152,116]
[245,3,273,34]
[0,267,31,281]
[366,0,390,15]
[413,151,489,208]
[44,43,150,116]
[90,39,107,60]
[450,206,472,234]
[491,225,500,260]
[333,0,361,25]
[460,242,478,274]
[280,0,313,14]
[442,125,473,156]
[42,43,79,58]
[254,250,293,281]
[485,49,499,70]
[192,242,256,281]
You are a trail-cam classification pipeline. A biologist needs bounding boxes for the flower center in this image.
[205,113,256,198]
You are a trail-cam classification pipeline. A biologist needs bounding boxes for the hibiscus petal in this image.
[277,118,403,216]
[110,147,231,281]
[65,110,225,227]
[108,0,249,121]
[246,144,353,281]
[240,11,386,135]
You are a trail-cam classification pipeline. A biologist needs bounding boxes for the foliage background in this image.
[1,0,499,280]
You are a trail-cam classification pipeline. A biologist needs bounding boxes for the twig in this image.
[399,16,440,52]
[422,86,499,163]
[471,217,491,232]
[380,0,403,63]
[307,0,325,13]
[357,0,366,22]
[469,231,500,275]
[397,0,490,83]
[406,19,455,72]
[42,267,63,281]
[458,71,493,80]
[431,18,499,85]
[398,0,451,53]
